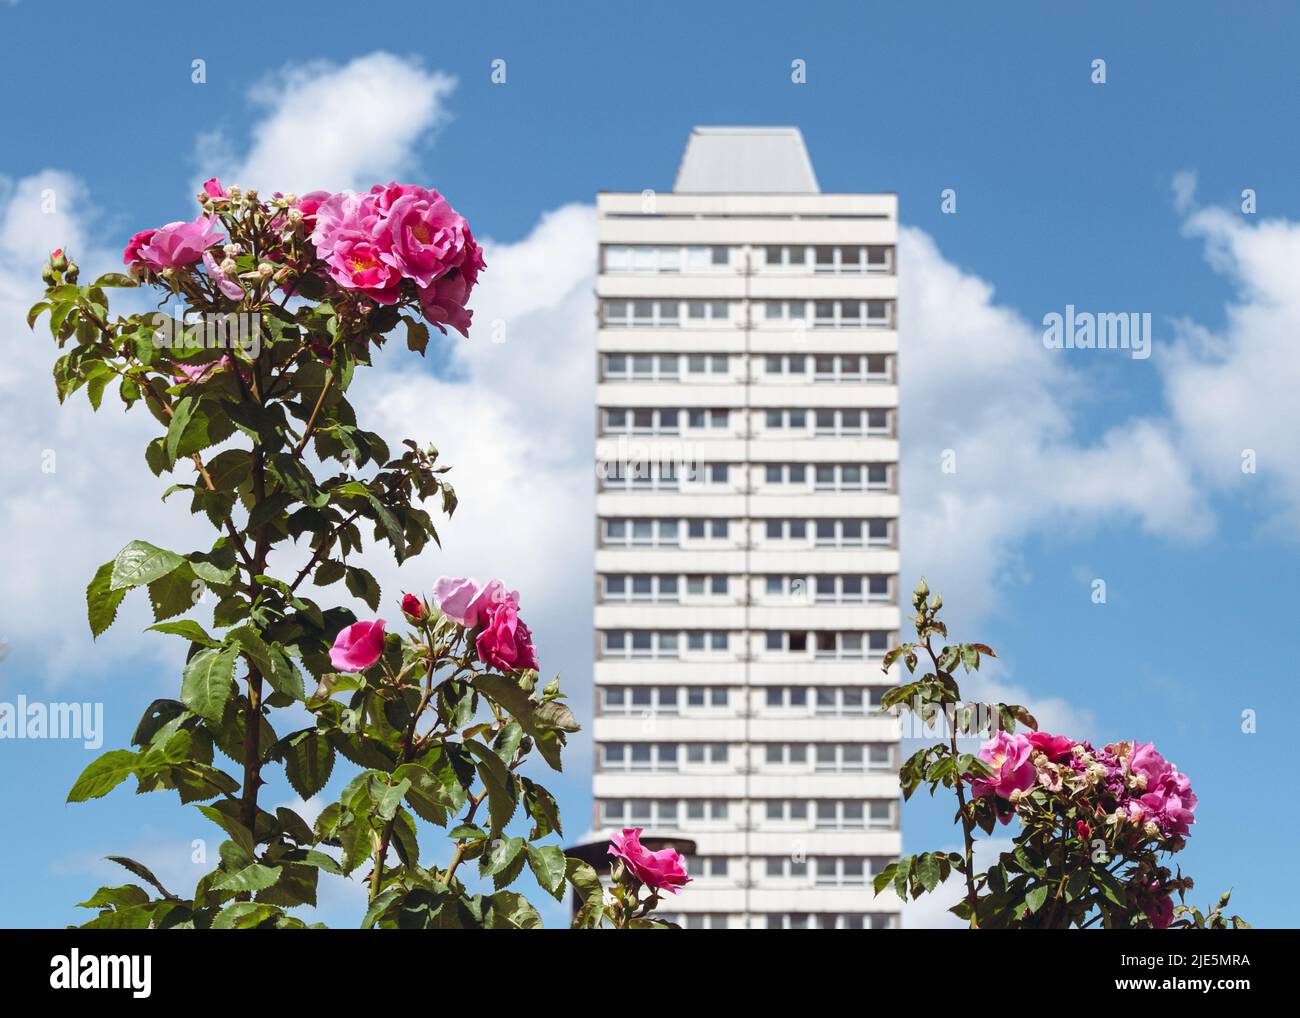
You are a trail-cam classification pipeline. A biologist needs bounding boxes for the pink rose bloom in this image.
[1027,731,1075,762]
[418,270,474,337]
[202,250,245,301]
[401,593,426,619]
[1142,884,1174,929]
[1138,784,1197,838]
[295,190,331,231]
[475,595,539,672]
[173,355,231,384]
[309,192,402,303]
[202,177,228,199]
[122,229,158,266]
[432,576,511,628]
[608,828,691,894]
[329,619,386,672]
[136,217,225,271]
[377,184,475,288]
[971,730,1037,801]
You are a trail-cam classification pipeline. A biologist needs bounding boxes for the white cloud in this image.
[196,52,456,196]
[898,226,1209,629]
[1163,203,1300,532]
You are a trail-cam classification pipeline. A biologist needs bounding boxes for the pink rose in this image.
[329,619,386,672]
[475,595,539,672]
[608,828,691,894]
[418,270,474,337]
[202,250,245,301]
[1027,730,1075,762]
[401,593,426,619]
[295,190,331,232]
[122,229,158,266]
[377,185,476,288]
[309,192,402,303]
[135,217,225,271]
[432,576,511,628]
[1141,883,1174,929]
[971,730,1037,802]
[202,177,228,199]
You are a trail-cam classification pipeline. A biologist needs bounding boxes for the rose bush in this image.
[876,579,1248,930]
[32,178,585,929]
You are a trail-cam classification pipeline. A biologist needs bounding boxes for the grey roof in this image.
[672,126,820,194]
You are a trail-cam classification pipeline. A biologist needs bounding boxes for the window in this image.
[602,574,682,603]
[601,459,683,491]
[689,462,731,485]
[765,856,809,879]
[686,353,730,375]
[685,301,731,323]
[601,631,681,660]
[685,518,731,541]
[763,519,808,542]
[601,299,683,327]
[686,631,730,654]
[762,300,809,322]
[602,352,680,381]
[602,518,680,547]
[685,743,729,766]
[764,743,809,766]
[602,408,681,435]
[684,800,728,822]
[763,800,810,823]
[764,631,809,654]
[686,686,730,708]
[815,800,868,830]
[866,354,891,381]
[602,742,680,772]
[764,687,810,710]
[685,574,729,597]
[762,246,807,270]
[600,799,679,825]
[811,631,890,660]
[763,463,807,487]
[685,408,731,431]
[763,353,808,374]
[601,686,681,714]
[684,856,730,879]
[602,246,731,274]
[814,858,868,887]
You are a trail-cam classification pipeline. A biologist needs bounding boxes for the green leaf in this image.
[525,844,566,899]
[147,562,200,622]
[479,836,525,879]
[465,741,517,834]
[345,566,381,612]
[181,645,239,722]
[485,890,542,929]
[86,560,127,639]
[365,492,406,562]
[916,853,942,893]
[109,540,184,591]
[148,619,219,647]
[212,902,281,929]
[67,750,139,802]
[565,858,605,928]
[1025,884,1050,914]
[283,731,335,799]
[229,626,304,701]
[165,395,196,467]
[212,864,282,894]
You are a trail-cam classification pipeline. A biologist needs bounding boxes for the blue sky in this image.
[1,0,1296,927]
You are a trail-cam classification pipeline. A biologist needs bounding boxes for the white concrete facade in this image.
[592,128,902,929]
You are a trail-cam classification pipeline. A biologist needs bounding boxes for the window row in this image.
[599,407,894,437]
[598,742,894,773]
[599,352,895,382]
[602,352,731,380]
[600,630,892,659]
[763,856,896,883]
[598,798,897,828]
[599,517,896,548]
[597,460,894,492]
[762,300,894,328]
[761,742,895,772]
[650,913,899,930]
[763,630,891,658]
[762,245,894,274]
[598,244,895,276]
[599,573,890,604]
[596,685,891,716]
[602,245,730,273]
[600,300,896,329]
